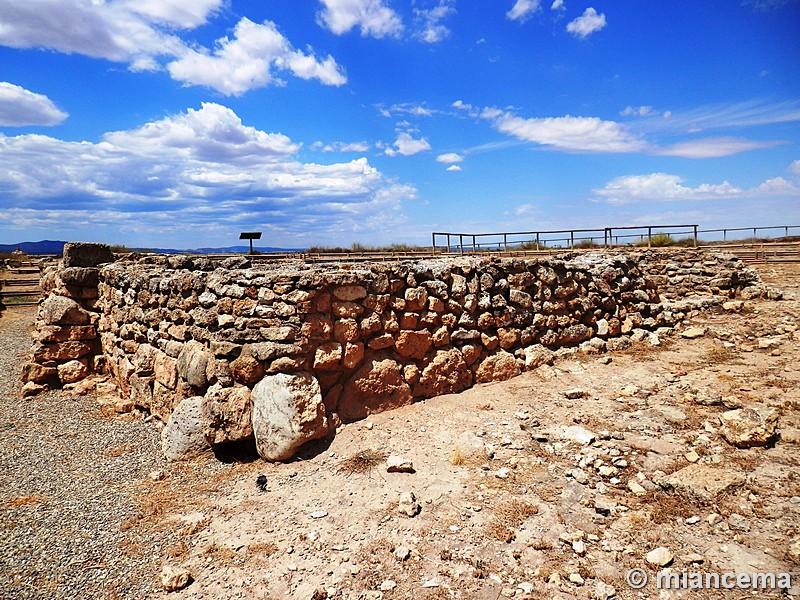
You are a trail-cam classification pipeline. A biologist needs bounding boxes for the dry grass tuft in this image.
[247,542,278,557]
[478,402,494,411]
[337,449,387,476]
[487,498,539,542]
[704,344,738,365]
[634,490,702,524]
[450,445,465,466]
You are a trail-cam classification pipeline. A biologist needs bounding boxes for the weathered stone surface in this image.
[160,565,192,592]
[22,362,57,383]
[161,396,209,461]
[251,372,328,461]
[398,491,421,517]
[522,344,554,370]
[719,406,778,448]
[57,359,89,384]
[21,381,48,397]
[62,241,114,267]
[661,464,746,501]
[34,325,96,343]
[333,285,367,301]
[413,349,472,398]
[33,341,93,362]
[176,340,214,388]
[313,342,342,370]
[154,352,178,389]
[40,295,91,326]
[474,351,520,384]
[59,266,99,287]
[395,330,432,360]
[340,358,413,421]
[230,354,265,385]
[201,384,253,445]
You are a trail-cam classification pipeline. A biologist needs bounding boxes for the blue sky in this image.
[0,0,799,249]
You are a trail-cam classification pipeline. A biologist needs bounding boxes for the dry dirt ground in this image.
[2,262,800,600]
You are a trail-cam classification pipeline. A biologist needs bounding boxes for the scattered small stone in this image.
[398,491,421,517]
[595,581,617,600]
[394,546,411,561]
[572,540,586,555]
[719,406,778,448]
[646,547,674,567]
[495,467,511,479]
[683,553,705,564]
[681,327,706,339]
[597,356,612,365]
[684,450,700,463]
[594,497,616,516]
[627,480,646,495]
[569,573,585,586]
[421,579,439,588]
[570,468,590,485]
[256,474,268,492]
[310,510,328,519]
[685,516,701,525]
[160,565,192,592]
[707,513,723,526]
[727,513,751,531]
[563,388,585,399]
[148,470,167,481]
[386,455,415,473]
[379,579,397,591]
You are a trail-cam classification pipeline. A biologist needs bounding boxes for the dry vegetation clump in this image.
[704,343,739,364]
[337,449,387,476]
[486,498,539,542]
[630,490,705,524]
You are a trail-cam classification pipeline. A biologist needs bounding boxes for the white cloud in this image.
[0,103,415,246]
[551,0,565,10]
[593,172,800,205]
[656,137,780,159]
[445,165,462,172]
[414,1,456,43]
[436,152,464,163]
[0,3,345,95]
[120,0,223,29]
[0,82,68,126]
[167,19,346,96]
[385,132,432,156]
[485,108,645,153]
[507,0,541,22]
[0,0,195,67]
[790,160,800,177]
[621,105,655,117]
[379,103,435,118]
[312,140,371,153]
[566,7,606,38]
[317,0,404,38]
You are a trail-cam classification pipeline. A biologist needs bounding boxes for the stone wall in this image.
[22,245,776,461]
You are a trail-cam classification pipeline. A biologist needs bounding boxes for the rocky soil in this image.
[2,262,799,599]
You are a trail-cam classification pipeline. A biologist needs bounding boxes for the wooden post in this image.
[472,235,477,252]
[647,227,652,248]
[570,231,574,248]
[459,234,464,255]
[536,233,540,251]
[693,225,698,247]
[503,233,508,251]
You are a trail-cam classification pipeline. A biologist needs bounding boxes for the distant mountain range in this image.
[0,240,303,255]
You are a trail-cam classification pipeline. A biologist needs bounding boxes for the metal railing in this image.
[432,224,700,253]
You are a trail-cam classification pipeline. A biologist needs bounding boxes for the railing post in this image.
[459,235,464,255]
[693,225,698,247]
[570,231,574,248]
[503,233,508,252]
[647,227,652,248]
[432,233,436,254]
[536,233,540,251]
[446,234,451,253]
[472,235,476,252]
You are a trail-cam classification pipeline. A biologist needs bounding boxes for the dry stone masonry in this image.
[22,243,780,462]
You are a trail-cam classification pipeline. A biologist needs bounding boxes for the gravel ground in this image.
[0,306,168,600]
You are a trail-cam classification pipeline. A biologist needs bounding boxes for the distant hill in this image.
[0,240,67,254]
[0,240,303,255]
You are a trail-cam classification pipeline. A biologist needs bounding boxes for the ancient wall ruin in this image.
[22,243,777,461]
